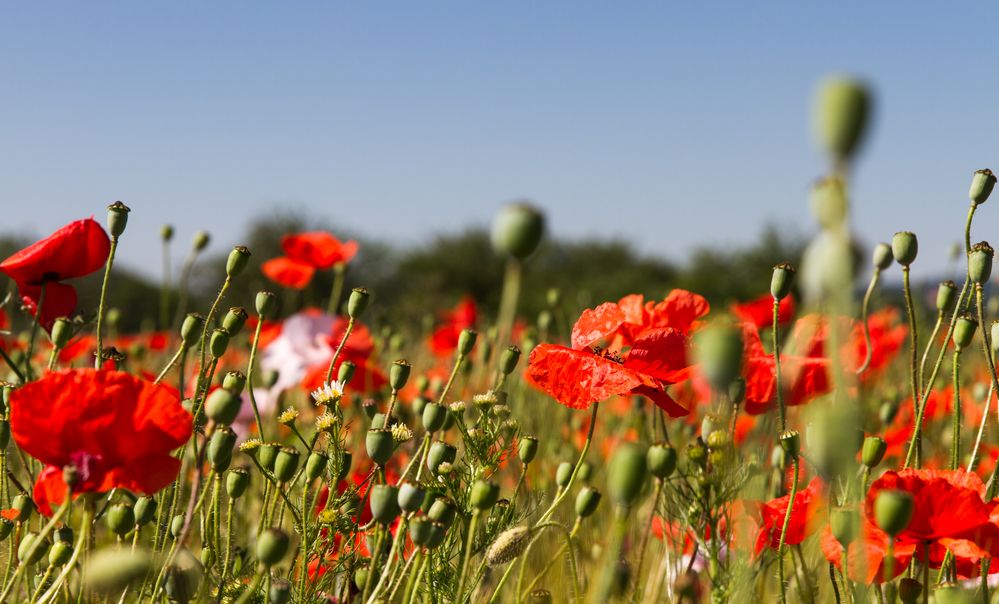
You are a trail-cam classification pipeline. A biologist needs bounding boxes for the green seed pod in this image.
[51,317,72,349]
[485,525,531,566]
[575,486,602,518]
[874,489,914,537]
[538,309,553,332]
[180,313,205,349]
[269,579,292,604]
[273,447,300,483]
[873,242,893,271]
[257,443,279,471]
[369,484,401,525]
[53,527,73,545]
[687,437,708,467]
[861,436,887,468]
[427,441,457,474]
[813,76,871,163]
[336,360,356,387]
[779,430,801,458]
[161,224,175,241]
[256,528,290,566]
[221,371,246,395]
[200,546,215,568]
[879,398,900,426]
[770,262,795,301]
[107,504,136,537]
[607,443,647,507]
[305,452,327,482]
[694,321,744,391]
[204,388,241,426]
[830,507,859,547]
[500,346,521,376]
[225,468,249,499]
[347,288,370,319]
[48,541,72,566]
[936,281,958,314]
[969,241,994,285]
[491,202,546,259]
[932,584,969,604]
[12,494,33,523]
[970,169,997,206]
[226,245,251,278]
[555,462,574,488]
[953,315,978,350]
[728,377,746,405]
[397,481,425,514]
[518,436,538,465]
[412,396,428,416]
[409,516,434,547]
[577,461,593,483]
[85,547,156,594]
[222,306,248,335]
[899,578,923,604]
[647,443,678,479]
[470,480,500,510]
[422,402,447,433]
[134,497,157,527]
[209,328,229,359]
[426,521,448,549]
[892,231,918,267]
[366,429,395,466]
[255,291,277,319]
[427,497,457,526]
[705,430,729,450]
[208,427,236,472]
[457,329,477,357]
[353,566,369,590]
[192,230,210,252]
[107,201,131,238]
[337,451,353,481]
[390,360,412,391]
[18,532,48,564]
[0,519,12,541]
[170,514,185,538]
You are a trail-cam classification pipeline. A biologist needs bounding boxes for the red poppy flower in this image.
[740,321,831,415]
[429,297,478,357]
[731,294,795,329]
[754,477,825,556]
[282,232,358,270]
[0,218,110,329]
[820,516,916,584]
[262,256,316,290]
[847,308,908,382]
[10,369,192,515]
[613,289,709,346]
[527,302,691,416]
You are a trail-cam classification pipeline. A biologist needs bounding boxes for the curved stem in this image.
[324,318,355,384]
[536,402,599,525]
[0,496,70,601]
[856,269,881,375]
[777,455,800,604]
[918,312,943,385]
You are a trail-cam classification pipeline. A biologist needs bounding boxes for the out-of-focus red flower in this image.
[262,257,315,290]
[820,516,917,584]
[282,232,358,270]
[10,369,192,515]
[0,218,110,330]
[301,317,387,394]
[731,294,795,330]
[847,308,908,382]
[527,302,691,416]
[741,321,831,415]
[429,297,478,357]
[754,477,825,556]
[613,289,710,346]
[58,335,96,364]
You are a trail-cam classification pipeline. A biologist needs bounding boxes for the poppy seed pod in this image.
[170,514,185,538]
[273,447,300,483]
[255,291,277,319]
[366,429,395,466]
[470,480,500,510]
[428,497,458,526]
[687,437,708,467]
[813,76,871,163]
[952,315,978,350]
[518,436,538,464]
[485,525,531,566]
[728,377,746,405]
[891,232,918,267]
[305,452,327,482]
[556,462,574,488]
[874,489,914,537]
[779,430,801,458]
[221,371,246,395]
[872,242,893,271]
[0,519,12,542]
[257,443,279,471]
[180,313,205,349]
[936,281,958,314]
[347,288,370,319]
[107,201,131,238]
[970,169,997,205]
[575,486,602,518]
[647,443,678,479]
[106,504,135,537]
[337,360,356,386]
[500,345,521,376]
[192,230,210,252]
[256,528,290,566]
[269,580,291,604]
[369,484,401,524]
[390,360,412,391]
[161,224,174,241]
[18,532,49,564]
[694,321,744,391]
[12,494,33,523]
[427,441,457,474]
[968,242,994,285]
[226,469,250,499]
[134,497,157,527]
[491,202,546,259]
[458,329,477,357]
[51,317,72,349]
[607,443,647,507]
[209,329,229,359]
[408,516,434,547]
[226,246,251,278]
[204,388,241,426]
[222,306,248,335]
[421,402,447,433]
[208,427,237,472]
[398,481,425,514]
[49,541,72,566]
[337,451,353,481]
[861,436,887,468]
[54,526,72,544]
[771,263,796,301]
[899,578,923,603]
[829,508,859,547]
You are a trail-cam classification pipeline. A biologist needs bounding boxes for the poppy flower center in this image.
[589,346,625,364]
[68,450,103,485]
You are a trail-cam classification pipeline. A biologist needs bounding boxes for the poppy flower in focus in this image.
[820,516,916,584]
[754,477,825,556]
[0,218,110,329]
[731,294,795,330]
[429,297,478,357]
[527,302,692,416]
[10,368,192,515]
[262,232,359,290]
[613,289,710,346]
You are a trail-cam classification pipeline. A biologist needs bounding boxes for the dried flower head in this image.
[472,391,498,408]
[315,413,338,433]
[449,401,466,414]
[391,423,414,444]
[311,381,345,406]
[277,408,299,425]
[239,438,263,453]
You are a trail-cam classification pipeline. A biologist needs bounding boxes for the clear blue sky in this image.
[2,3,998,280]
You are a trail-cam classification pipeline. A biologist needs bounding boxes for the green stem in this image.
[94,236,119,369]
[777,455,800,604]
[23,284,45,380]
[324,318,355,384]
[773,298,786,432]
[536,402,599,525]
[918,311,943,385]
[951,347,963,470]
[856,269,881,375]
[902,266,920,406]
[327,263,346,315]
[246,318,266,439]
[454,511,479,600]
[0,495,70,601]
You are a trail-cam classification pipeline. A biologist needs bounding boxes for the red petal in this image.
[0,218,110,285]
[19,281,78,331]
[282,232,358,269]
[571,303,625,350]
[624,328,689,382]
[526,344,641,409]
[262,257,315,289]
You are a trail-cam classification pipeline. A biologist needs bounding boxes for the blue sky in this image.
[2,3,998,280]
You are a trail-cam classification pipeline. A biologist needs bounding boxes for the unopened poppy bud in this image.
[273,447,300,482]
[106,504,135,537]
[830,508,859,547]
[192,230,211,252]
[457,329,477,357]
[222,306,248,334]
[953,315,978,350]
[538,310,553,332]
[577,461,593,482]
[518,436,538,464]
[422,402,447,433]
[12,494,33,523]
[208,427,237,472]
[779,430,800,457]
[347,288,370,319]
[770,262,795,300]
[705,430,729,450]
[873,242,893,271]
[255,291,277,319]
[134,497,157,527]
[366,429,394,466]
[205,388,241,426]
[257,443,278,471]
[687,438,708,467]
[874,489,914,537]
[49,541,72,566]
[647,443,678,479]
[485,525,530,566]
[408,517,434,547]
[607,443,647,507]
[269,579,292,604]
[18,532,48,564]
[305,452,327,481]
[370,484,401,524]
[694,322,744,391]
[398,481,425,514]
[555,462,574,488]
[969,241,994,285]
[500,346,521,376]
[936,281,958,314]
[226,246,251,278]
[813,76,871,163]
[728,378,746,405]
[492,202,546,259]
[892,231,918,267]
[575,486,602,518]
[161,224,174,241]
[390,359,411,391]
[226,468,250,499]
[170,514,185,538]
[256,528,290,566]
[470,480,500,510]
[221,371,246,395]
[970,169,997,205]
[51,317,72,349]
[209,328,229,359]
[180,313,204,349]
[428,497,457,526]
[899,578,923,603]
[337,360,356,386]
[107,201,131,238]
[861,435,887,468]
[427,441,457,474]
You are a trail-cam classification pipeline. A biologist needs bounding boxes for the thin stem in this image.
[0,496,70,601]
[773,298,786,432]
[454,511,479,600]
[327,263,346,315]
[969,379,995,472]
[246,318,266,438]
[634,479,663,601]
[777,455,800,604]
[23,284,45,380]
[536,402,599,525]
[856,268,881,375]
[951,347,963,470]
[918,311,943,384]
[902,266,920,408]
[324,318,355,384]
[94,236,119,368]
